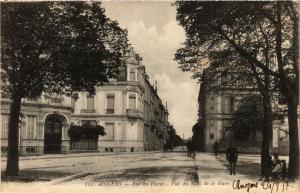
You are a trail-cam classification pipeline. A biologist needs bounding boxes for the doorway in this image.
[44,115,63,154]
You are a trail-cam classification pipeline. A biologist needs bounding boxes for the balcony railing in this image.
[81,109,96,114]
[44,95,64,104]
[126,109,143,117]
[50,98,63,104]
[106,109,115,114]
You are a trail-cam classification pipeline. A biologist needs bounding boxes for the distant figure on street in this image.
[163,142,173,152]
[186,140,191,157]
[190,139,196,158]
[226,142,238,175]
[186,139,196,158]
[213,141,219,156]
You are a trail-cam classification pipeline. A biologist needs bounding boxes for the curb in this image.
[1,151,164,162]
[50,172,91,185]
[1,153,117,161]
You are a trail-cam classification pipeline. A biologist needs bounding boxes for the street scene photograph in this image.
[1,1,300,193]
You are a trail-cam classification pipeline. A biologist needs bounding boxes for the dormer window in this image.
[129,68,136,81]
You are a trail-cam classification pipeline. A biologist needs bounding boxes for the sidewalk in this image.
[1,150,163,162]
[194,153,253,181]
[1,152,116,162]
[214,153,288,179]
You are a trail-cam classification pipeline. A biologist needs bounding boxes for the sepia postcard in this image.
[1,1,300,193]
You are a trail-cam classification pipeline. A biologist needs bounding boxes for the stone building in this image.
[197,67,290,154]
[1,50,170,155]
[143,78,169,151]
[1,95,73,155]
[71,50,169,152]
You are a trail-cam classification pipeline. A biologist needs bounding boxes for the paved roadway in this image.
[2,148,299,193]
[2,147,260,184]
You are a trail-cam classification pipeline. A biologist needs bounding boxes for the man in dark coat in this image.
[226,142,238,175]
[260,155,274,181]
[190,139,196,158]
[187,140,191,157]
[213,141,219,156]
[187,139,196,157]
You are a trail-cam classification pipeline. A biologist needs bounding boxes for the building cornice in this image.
[1,98,73,111]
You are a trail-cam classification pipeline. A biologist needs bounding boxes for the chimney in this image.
[166,101,168,109]
[155,81,157,92]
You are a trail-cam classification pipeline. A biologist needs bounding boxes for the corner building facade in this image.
[1,50,169,155]
[197,67,292,154]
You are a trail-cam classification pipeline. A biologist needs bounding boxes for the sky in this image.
[102,1,199,138]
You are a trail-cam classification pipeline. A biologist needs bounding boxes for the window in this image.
[1,147,8,153]
[151,102,155,116]
[129,68,136,81]
[223,97,231,113]
[230,97,235,113]
[26,147,36,154]
[27,116,36,139]
[106,94,115,114]
[1,115,9,138]
[103,123,114,140]
[86,95,94,109]
[138,124,143,141]
[129,94,136,109]
[221,97,226,113]
[71,97,75,107]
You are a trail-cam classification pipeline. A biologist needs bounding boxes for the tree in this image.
[166,125,184,147]
[191,121,205,151]
[1,2,129,176]
[232,95,264,141]
[68,124,106,142]
[207,48,275,177]
[190,49,275,176]
[174,1,299,179]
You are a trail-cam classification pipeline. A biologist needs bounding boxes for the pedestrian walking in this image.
[186,139,191,157]
[213,141,219,156]
[226,142,238,175]
[190,139,196,158]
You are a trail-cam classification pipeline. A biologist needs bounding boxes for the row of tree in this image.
[165,125,185,148]
[1,2,129,176]
[175,1,299,179]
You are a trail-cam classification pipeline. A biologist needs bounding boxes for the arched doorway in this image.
[44,115,63,154]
